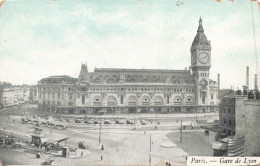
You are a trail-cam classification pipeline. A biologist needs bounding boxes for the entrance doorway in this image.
[174,107,181,112]
[93,108,101,114]
[129,107,136,113]
[107,107,114,114]
[80,109,86,114]
[154,107,161,113]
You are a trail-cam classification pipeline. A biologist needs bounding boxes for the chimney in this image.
[255,74,258,90]
[217,74,220,89]
[246,66,249,89]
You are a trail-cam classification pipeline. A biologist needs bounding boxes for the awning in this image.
[212,141,227,150]
[56,137,69,143]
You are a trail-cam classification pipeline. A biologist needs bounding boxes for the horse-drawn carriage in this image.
[34,127,43,134]
[78,141,87,149]
[55,124,67,130]
[42,158,55,165]
[0,135,21,149]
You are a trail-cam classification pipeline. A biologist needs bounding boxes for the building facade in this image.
[0,82,30,108]
[29,85,38,103]
[218,94,247,137]
[37,18,219,114]
[213,91,260,156]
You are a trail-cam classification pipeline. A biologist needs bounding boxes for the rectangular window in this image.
[120,95,124,104]
[81,87,86,92]
[82,95,85,104]
[69,94,72,100]
[202,95,205,104]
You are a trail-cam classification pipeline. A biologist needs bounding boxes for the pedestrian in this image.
[166,162,168,166]
[81,151,83,157]
[101,155,103,161]
[169,162,171,166]
[101,144,104,150]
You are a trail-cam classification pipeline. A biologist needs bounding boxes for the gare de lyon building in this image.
[37,18,219,114]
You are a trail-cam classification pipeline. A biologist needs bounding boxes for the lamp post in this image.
[99,122,102,145]
[149,134,152,166]
[180,120,182,143]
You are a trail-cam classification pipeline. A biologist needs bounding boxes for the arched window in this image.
[92,96,103,106]
[185,96,193,104]
[174,96,183,105]
[94,78,100,83]
[141,95,151,105]
[106,96,117,106]
[127,96,138,106]
[153,96,163,105]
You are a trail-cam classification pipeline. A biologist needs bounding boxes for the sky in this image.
[0,0,259,89]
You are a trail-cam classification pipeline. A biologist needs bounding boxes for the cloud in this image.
[0,0,259,89]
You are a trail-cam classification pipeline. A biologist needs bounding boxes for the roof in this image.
[77,67,195,84]
[94,68,190,73]
[191,18,210,47]
[38,75,77,85]
[49,75,75,79]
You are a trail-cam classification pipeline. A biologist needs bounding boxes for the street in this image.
[0,104,218,166]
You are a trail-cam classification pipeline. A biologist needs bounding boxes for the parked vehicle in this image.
[34,127,43,133]
[78,141,87,149]
[22,118,31,124]
[32,120,39,125]
[126,120,134,124]
[94,121,101,124]
[140,121,147,125]
[40,122,47,126]
[115,120,123,124]
[42,158,55,165]
[97,111,105,115]
[4,136,21,148]
[104,120,111,124]
[55,124,66,130]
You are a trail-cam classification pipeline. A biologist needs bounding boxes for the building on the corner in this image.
[218,93,247,137]
[0,82,30,108]
[29,85,38,103]
[37,18,219,114]
[212,90,260,156]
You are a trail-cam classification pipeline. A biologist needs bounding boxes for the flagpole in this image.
[250,0,260,89]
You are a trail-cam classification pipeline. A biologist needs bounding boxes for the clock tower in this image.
[191,17,211,107]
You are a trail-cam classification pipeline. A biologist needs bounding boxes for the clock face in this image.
[199,53,209,64]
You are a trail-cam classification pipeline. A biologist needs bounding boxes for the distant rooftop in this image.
[48,75,75,79]
[94,68,190,73]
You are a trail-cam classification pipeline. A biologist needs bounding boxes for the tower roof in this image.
[191,17,210,47]
[77,63,89,83]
